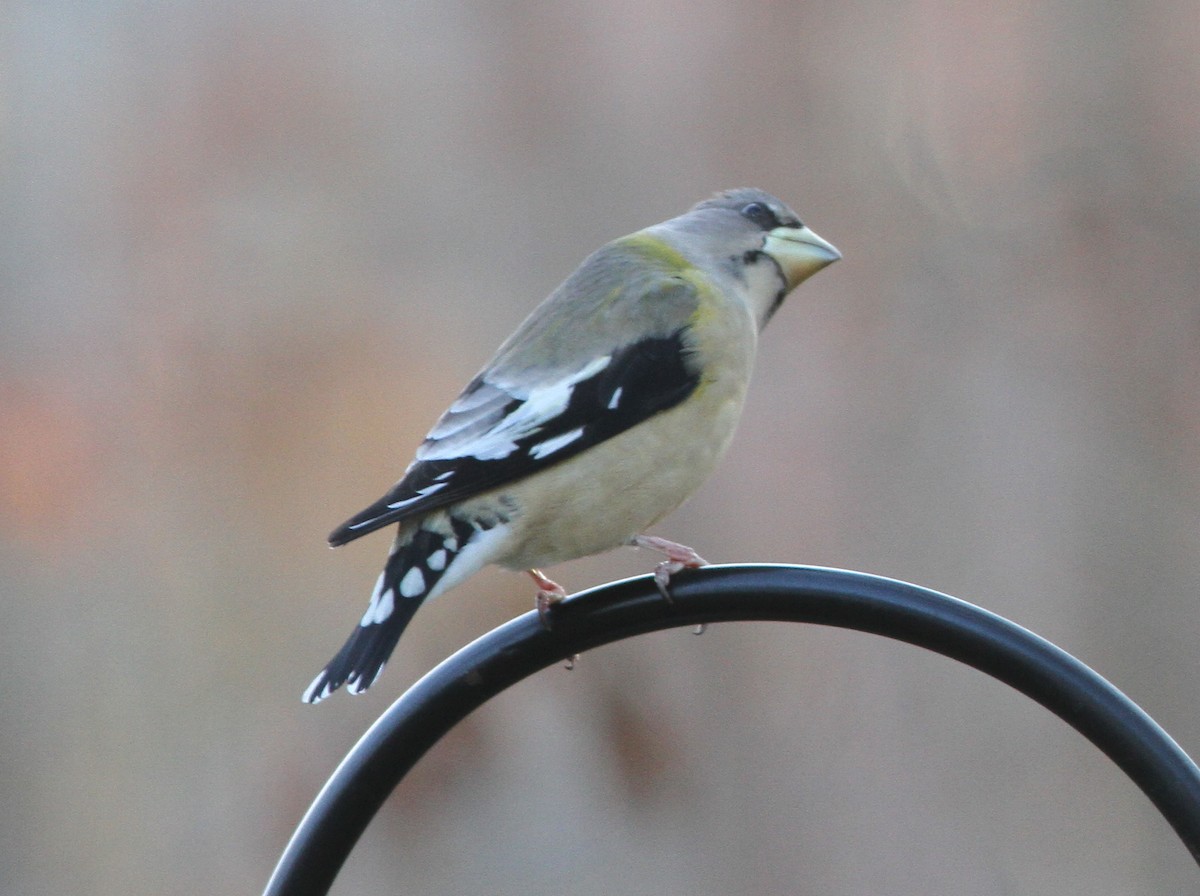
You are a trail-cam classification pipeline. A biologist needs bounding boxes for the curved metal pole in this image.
[265,564,1200,895]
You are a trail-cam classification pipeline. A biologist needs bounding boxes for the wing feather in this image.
[328,326,700,546]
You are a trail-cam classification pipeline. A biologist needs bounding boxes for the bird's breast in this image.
[484,354,753,570]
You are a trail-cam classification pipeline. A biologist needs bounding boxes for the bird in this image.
[302,188,840,703]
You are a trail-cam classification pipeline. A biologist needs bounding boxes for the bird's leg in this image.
[529,568,567,629]
[528,569,578,668]
[629,534,708,602]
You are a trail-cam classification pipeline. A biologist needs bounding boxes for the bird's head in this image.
[662,188,841,328]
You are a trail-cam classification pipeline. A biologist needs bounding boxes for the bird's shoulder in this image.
[487,233,717,372]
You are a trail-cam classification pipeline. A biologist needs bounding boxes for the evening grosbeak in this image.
[303,189,840,702]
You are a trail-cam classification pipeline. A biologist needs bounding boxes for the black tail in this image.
[302,520,481,703]
[301,545,430,703]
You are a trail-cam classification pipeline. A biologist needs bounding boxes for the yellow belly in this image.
[474,372,750,570]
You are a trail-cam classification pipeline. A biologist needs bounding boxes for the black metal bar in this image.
[265,564,1200,895]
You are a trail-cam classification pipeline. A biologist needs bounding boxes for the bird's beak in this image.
[763,224,841,289]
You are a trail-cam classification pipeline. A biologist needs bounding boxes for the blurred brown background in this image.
[3,3,1199,894]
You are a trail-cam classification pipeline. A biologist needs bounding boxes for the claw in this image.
[630,535,708,603]
[528,569,577,668]
[529,568,567,629]
[652,561,678,603]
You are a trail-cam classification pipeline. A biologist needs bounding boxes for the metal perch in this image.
[265,564,1200,895]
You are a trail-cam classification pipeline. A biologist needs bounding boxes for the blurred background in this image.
[3,2,1199,893]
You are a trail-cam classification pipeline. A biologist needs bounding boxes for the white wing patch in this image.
[417,356,611,463]
[528,426,585,460]
[383,480,448,513]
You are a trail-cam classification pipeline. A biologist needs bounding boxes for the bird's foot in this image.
[529,568,568,629]
[629,535,708,603]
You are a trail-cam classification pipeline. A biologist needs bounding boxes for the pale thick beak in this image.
[763,224,841,288]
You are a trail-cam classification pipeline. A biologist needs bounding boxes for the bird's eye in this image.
[740,201,779,230]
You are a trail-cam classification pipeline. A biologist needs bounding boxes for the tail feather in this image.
[302,515,497,703]
[302,557,423,703]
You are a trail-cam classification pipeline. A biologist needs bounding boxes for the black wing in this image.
[329,328,699,546]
